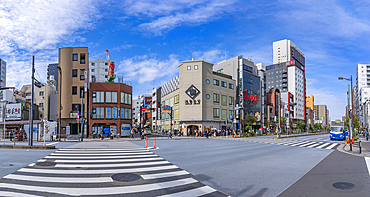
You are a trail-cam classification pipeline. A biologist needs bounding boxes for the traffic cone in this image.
[352,138,354,144]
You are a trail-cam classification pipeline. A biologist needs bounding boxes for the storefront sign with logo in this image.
[185,85,201,105]
[243,90,258,102]
[185,99,200,105]
[162,105,171,112]
[6,103,22,120]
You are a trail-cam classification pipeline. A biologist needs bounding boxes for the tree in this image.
[344,114,360,133]
[296,120,305,131]
[309,124,314,132]
[245,115,256,125]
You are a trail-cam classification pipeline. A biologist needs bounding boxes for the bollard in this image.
[146,137,148,148]
[359,141,362,154]
[154,137,156,149]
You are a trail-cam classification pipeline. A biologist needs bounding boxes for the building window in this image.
[206,94,210,99]
[194,65,198,70]
[72,104,81,112]
[105,75,108,78]
[174,109,179,120]
[229,97,234,107]
[73,54,78,61]
[72,86,77,95]
[229,110,233,118]
[92,107,104,119]
[92,91,104,103]
[221,109,227,120]
[213,108,220,119]
[221,95,227,106]
[72,69,77,77]
[39,103,44,107]
[121,92,132,105]
[39,91,44,96]
[91,63,95,66]
[229,83,234,89]
[80,69,85,80]
[213,93,219,104]
[187,66,191,70]
[106,91,117,103]
[174,95,179,105]
[221,81,227,88]
[213,79,219,86]
[91,69,95,72]
[105,69,108,72]
[206,79,210,84]
[80,53,86,64]
[121,108,132,120]
[91,75,96,82]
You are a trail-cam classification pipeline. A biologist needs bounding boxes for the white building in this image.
[0,59,6,88]
[273,39,305,67]
[132,97,141,127]
[89,60,110,83]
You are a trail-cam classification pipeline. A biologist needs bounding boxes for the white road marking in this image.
[365,157,370,176]
[60,148,145,151]
[56,150,149,153]
[18,165,179,174]
[0,191,42,197]
[28,163,36,167]
[325,143,338,149]
[3,174,113,183]
[299,142,317,147]
[53,157,163,163]
[290,141,312,146]
[47,142,59,146]
[158,186,216,197]
[50,152,153,156]
[55,161,170,168]
[37,159,46,162]
[45,154,158,159]
[141,171,190,180]
[306,142,323,148]
[0,178,198,196]
[315,143,331,149]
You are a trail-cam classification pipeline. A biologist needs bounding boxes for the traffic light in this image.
[90,114,93,119]
[45,125,50,134]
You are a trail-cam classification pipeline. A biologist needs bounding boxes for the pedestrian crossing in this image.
[223,138,340,150]
[0,142,226,197]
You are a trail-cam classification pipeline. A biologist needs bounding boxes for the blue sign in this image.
[107,107,111,119]
[113,107,116,119]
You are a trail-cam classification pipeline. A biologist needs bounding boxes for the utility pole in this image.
[29,56,34,146]
[348,84,352,151]
[80,96,84,141]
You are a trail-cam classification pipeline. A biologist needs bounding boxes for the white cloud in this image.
[0,0,98,88]
[192,49,224,64]
[131,0,238,35]
[117,54,180,84]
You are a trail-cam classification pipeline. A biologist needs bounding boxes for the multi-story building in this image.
[140,95,152,129]
[58,47,89,136]
[47,63,58,91]
[20,83,57,121]
[214,56,263,131]
[160,60,236,135]
[152,87,162,133]
[0,59,6,88]
[132,97,141,127]
[89,82,132,137]
[273,39,305,67]
[314,105,329,127]
[306,95,314,111]
[89,60,110,83]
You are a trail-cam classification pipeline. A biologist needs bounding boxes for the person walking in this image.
[9,130,13,141]
[366,130,369,141]
[131,128,135,139]
[168,129,172,139]
[100,130,104,140]
[206,129,209,138]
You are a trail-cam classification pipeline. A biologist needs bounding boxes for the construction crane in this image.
[106,49,116,82]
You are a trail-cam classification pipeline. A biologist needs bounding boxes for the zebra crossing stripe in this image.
[51,152,153,156]
[18,165,179,174]
[3,174,114,183]
[45,154,157,159]
[290,141,312,146]
[141,171,190,180]
[56,150,150,153]
[325,143,338,149]
[59,148,145,151]
[0,178,199,196]
[158,186,217,197]
[299,142,317,147]
[306,142,323,148]
[54,161,170,168]
[52,157,164,163]
[315,143,331,149]
[0,191,42,197]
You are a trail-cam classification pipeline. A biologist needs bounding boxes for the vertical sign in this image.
[118,108,120,119]
[113,107,116,119]
[0,103,3,122]
[84,70,87,92]
[107,107,111,119]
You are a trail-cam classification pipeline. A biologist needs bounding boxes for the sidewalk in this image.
[341,135,370,157]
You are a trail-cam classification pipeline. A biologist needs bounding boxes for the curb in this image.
[273,133,329,139]
[336,144,367,157]
[0,145,56,149]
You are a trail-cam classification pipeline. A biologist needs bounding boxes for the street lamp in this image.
[338,76,353,151]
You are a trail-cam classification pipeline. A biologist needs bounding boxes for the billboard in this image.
[6,103,22,120]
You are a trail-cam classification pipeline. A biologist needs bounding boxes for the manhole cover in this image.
[332,182,355,190]
[35,162,56,167]
[112,173,141,182]
[9,164,13,166]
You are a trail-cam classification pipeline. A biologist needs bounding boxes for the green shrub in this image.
[251,131,256,136]
[354,136,359,141]
[242,132,249,137]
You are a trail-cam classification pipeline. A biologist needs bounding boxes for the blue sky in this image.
[1,0,369,120]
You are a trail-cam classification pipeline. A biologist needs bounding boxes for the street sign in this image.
[163,105,171,112]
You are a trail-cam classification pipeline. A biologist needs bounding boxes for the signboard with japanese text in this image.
[6,103,22,120]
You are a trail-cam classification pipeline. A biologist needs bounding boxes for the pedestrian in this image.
[131,128,134,139]
[9,130,13,141]
[206,129,209,138]
[366,130,369,141]
[168,129,172,139]
[101,130,104,140]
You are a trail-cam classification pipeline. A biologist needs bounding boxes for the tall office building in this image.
[0,59,6,88]
[306,95,314,111]
[314,105,329,127]
[267,39,306,121]
[356,64,370,127]
[58,47,89,136]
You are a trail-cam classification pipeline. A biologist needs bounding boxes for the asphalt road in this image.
[132,138,334,196]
